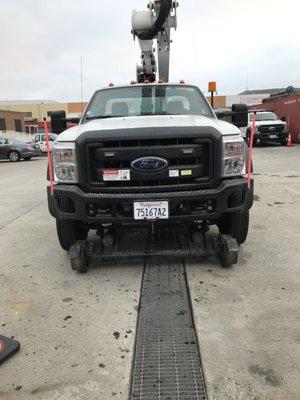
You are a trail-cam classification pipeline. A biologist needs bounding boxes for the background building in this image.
[0,110,26,133]
[0,100,87,133]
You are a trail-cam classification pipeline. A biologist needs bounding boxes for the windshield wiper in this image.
[85,115,125,120]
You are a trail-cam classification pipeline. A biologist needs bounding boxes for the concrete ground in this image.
[0,145,299,400]
[188,145,300,400]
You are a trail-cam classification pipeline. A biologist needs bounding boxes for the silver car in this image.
[0,137,36,162]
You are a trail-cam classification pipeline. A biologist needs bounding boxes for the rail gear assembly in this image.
[47,1,254,272]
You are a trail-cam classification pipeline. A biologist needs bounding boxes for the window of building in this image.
[0,118,6,131]
[14,119,22,132]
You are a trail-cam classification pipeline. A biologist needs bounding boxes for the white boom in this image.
[132,0,178,83]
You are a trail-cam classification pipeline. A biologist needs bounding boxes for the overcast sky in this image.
[0,0,299,102]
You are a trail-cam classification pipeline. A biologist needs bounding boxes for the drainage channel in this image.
[130,258,207,400]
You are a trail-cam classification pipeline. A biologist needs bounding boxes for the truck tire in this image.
[218,191,249,245]
[56,197,88,251]
[246,130,257,147]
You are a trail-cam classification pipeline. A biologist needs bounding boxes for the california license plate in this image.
[270,134,277,139]
[134,201,169,220]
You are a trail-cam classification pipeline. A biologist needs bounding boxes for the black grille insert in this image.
[258,124,284,133]
[85,137,213,192]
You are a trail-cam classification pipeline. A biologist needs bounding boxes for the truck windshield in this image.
[83,85,214,121]
[252,112,278,121]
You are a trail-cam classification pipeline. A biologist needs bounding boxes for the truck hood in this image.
[250,120,287,127]
[57,115,241,142]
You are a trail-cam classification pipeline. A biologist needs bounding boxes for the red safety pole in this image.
[247,112,256,189]
[44,117,54,195]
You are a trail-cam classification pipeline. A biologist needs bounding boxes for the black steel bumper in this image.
[48,178,253,225]
[255,131,288,142]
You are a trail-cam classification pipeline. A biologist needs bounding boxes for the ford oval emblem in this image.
[131,156,168,172]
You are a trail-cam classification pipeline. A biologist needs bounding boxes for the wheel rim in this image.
[10,152,19,161]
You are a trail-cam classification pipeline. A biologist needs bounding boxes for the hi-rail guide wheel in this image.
[69,226,239,273]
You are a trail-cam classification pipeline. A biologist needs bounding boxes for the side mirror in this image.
[215,103,249,128]
[231,104,248,128]
[51,110,67,134]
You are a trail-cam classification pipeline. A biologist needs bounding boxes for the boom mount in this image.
[131,0,178,83]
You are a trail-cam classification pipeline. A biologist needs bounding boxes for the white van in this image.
[34,133,57,153]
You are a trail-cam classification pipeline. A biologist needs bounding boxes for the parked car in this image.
[241,111,288,146]
[34,133,57,153]
[30,142,43,157]
[0,137,36,162]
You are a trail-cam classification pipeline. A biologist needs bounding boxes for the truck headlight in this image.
[53,142,77,183]
[222,135,246,177]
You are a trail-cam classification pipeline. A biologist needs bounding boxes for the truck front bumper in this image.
[48,178,253,225]
[255,131,288,142]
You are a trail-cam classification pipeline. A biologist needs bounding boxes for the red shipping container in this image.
[250,93,300,143]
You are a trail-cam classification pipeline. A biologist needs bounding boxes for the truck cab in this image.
[48,83,253,252]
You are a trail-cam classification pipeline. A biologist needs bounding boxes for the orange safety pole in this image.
[44,118,54,195]
[247,112,256,189]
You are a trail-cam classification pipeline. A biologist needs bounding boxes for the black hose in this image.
[137,0,173,41]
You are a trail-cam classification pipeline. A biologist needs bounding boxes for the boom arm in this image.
[132,0,178,83]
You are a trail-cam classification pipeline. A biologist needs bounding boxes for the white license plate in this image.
[134,201,169,220]
[270,134,277,139]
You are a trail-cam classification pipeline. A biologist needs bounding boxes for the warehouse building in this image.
[0,100,87,133]
[0,110,26,133]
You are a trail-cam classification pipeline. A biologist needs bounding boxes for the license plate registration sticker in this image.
[102,169,130,181]
[134,201,169,220]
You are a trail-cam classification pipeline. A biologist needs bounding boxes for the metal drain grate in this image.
[131,259,207,400]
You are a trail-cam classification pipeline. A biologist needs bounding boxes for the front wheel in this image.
[56,197,88,251]
[9,151,21,162]
[245,130,258,147]
[218,192,250,245]
[280,139,288,146]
